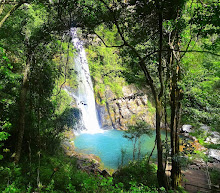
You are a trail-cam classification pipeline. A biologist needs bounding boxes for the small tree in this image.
[123,121,153,161]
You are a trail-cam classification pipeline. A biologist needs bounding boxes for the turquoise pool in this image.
[74,129,167,170]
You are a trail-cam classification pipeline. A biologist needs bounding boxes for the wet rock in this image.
[102,126,114,130]
[96,104,112,128]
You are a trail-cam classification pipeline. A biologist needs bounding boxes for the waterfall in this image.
[70,28,103,134]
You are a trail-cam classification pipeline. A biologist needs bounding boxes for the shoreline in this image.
[61,129,113,176]
[62,128,219,175]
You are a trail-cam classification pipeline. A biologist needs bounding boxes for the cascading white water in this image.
[70,28,103,134]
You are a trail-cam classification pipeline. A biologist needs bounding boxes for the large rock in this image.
[181,125,192,133]
[205,131,220,144]
[208,149,220,161]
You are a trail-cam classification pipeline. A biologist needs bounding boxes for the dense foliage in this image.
[180,1,220,131]
[0,0,219,192]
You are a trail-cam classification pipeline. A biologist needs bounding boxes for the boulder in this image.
[181,125,192,133]
[207,162,220,170]
[205,131,220,144]
[208,149,220,161]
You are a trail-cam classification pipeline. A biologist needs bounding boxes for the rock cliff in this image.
[96,84,155,130]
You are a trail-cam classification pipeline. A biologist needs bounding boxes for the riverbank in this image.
[61,130,113,176]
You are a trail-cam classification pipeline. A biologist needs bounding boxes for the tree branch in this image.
[0,3,4,15]
[0,1,25,28]
[94,31,125,48]
[161,49,220,57]
[142,50,159,61]
[178,50,220,56]
[99,0,127,45]
[147,138,157,163]
[99,0,157,99]
[180,18,193,60]
[157,6,164,100]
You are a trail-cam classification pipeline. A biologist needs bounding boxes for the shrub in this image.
[113,157,158,190]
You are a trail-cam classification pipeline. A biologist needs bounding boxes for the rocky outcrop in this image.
[181,125,220,145]
[180,125,220,163]
[208,149,220,162]
[96,85,155,130]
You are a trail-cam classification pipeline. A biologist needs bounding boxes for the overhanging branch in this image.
[141,50,159,62]
[0,1,24,28]
[98,0,157,98]
[178,50,220,57]
[162,49,220,57]
[94,32,125,48]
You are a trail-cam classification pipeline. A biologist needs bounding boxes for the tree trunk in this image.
[155,1,169,189]
[14,48,32,163]
[170,85,181,188]
[133,141,135,160]
[156,99,169,189]
[170,87,178,188]
[170,48,182,188]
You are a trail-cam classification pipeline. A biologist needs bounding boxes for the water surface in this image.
[74,129,167,169]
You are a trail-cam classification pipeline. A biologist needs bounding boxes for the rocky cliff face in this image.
[96,85,155,130]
